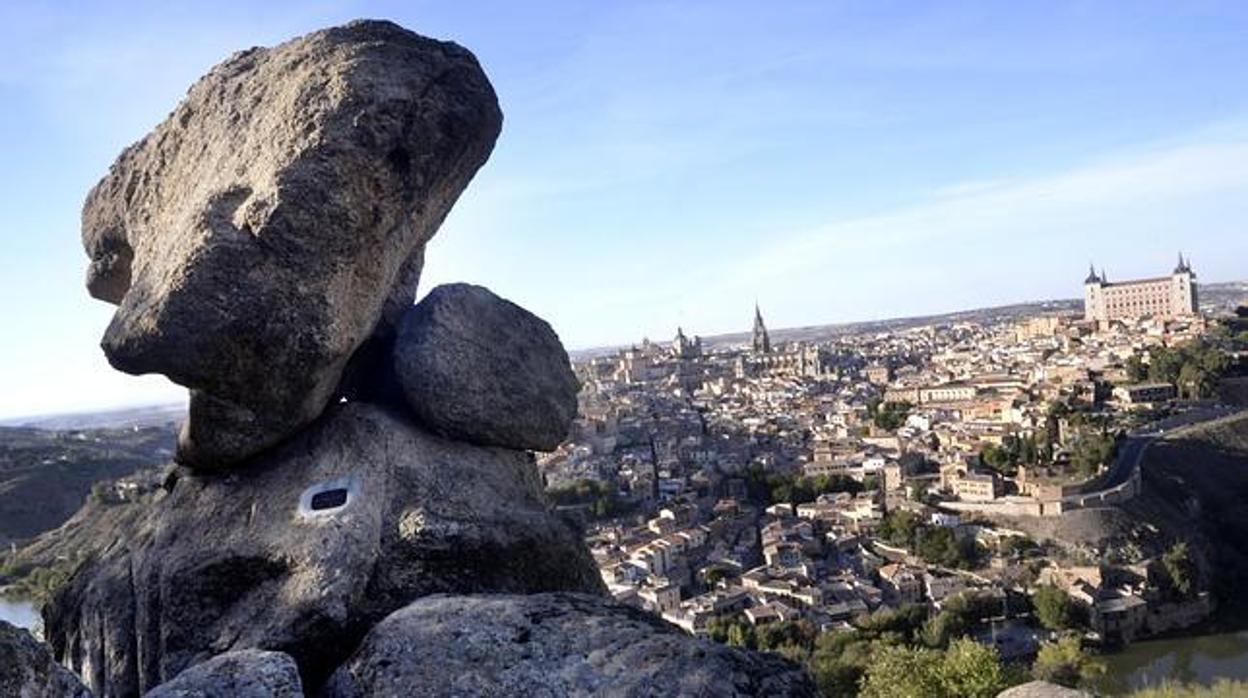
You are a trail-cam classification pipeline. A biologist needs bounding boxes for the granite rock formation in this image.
[83,20,502,469]
[49,17,817,698]
[997,681,1093,698]
[393,283,581,450]
[323,593,817,697]
[145,650,304,698]
[0,620,91,698]
[46,403,602,696]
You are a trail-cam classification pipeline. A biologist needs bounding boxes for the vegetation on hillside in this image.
[877,510,979,569]
[742,466,870,506]
[547,478,637,519]
[1031,585,1079,631]
[1031,636,1105,688]
[0,551,82,603]
[702,593,1120,696]
[867,399,912,431]
[1125,341,1230,399]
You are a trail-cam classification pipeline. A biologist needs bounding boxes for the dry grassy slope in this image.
[0,425,175,546]
[0,495,151,600]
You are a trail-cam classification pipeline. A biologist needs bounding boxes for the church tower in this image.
[1170,252,1198,316]
[752,303,771,354]
[1083,263,1103,323]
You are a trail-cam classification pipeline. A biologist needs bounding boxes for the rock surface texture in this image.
[997,681,1093,698]
[82,20,502,469]
[145,649,304,698]
[323,592,818,698]
[45,403,602,696]
[0,620,92,698]
[393,283,581,450]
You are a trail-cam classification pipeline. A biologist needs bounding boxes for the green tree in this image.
[940,638,1010,698]
[1032,585,1074,631]
[860,644,945,698]
[809,651,866,697]
[857,604,929,643]
[860,639,1009,698]
[1162,541,1194,598]
[726,622,755,649]
[921,608,967,649]
[872,401,913,431]
[1032,637,1105,688]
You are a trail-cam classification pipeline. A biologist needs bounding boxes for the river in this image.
[1094,630,1248,695]
[0,596,40,635]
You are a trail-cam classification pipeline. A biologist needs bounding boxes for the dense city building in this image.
[540,276,1230,661]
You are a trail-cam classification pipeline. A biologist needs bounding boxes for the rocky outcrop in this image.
[49,17,817,698]
[45,403,602,696]
[393,283,580,450]
[82,20,502,470]
[997,681,1092,697]
[0,620,92,698]
[145,650,303,698]
[323,592,818,697]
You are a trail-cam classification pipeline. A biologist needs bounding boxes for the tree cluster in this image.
[546,478,633,520]
[1068,431,1119,479]
[980,434,1044,476]
[742,466,866,506]
[1032,585,1078,631]
[877,510,978,569]
[1161,541,1195,599]
[702,593,1110,696]
[1031,636,1105,688]
[868,399,912,432]
[1126,341,1230,399]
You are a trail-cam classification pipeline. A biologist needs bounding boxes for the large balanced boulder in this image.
[0,620,92,698]
[45,403,603,696]
[145,649,304,698]
[82,20,503,469]
[393,283,580,450]
[323,593,818,697]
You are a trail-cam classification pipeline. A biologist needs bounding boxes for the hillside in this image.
[1125,413,1248,621]
[0,424,176,547]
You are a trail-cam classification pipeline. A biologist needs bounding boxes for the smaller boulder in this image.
[393,284,579,451]
[0,620,91,698]
[323,592,817,697]
[998,681,1093,698]
[145,649,303,697]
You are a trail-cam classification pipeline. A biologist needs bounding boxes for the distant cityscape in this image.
[537,258,1247,669]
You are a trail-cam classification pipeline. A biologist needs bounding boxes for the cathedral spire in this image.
[752,302,771,354]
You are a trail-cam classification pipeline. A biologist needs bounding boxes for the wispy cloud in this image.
[638,121,1248,339]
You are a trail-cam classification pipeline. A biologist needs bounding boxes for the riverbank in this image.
[1094,630,1248,695]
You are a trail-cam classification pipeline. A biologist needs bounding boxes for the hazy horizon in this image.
[2,1,1247,419]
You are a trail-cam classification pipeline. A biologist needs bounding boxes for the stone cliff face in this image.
[1,620,92,698]
[46,403,604,694]
[31,17,815,698]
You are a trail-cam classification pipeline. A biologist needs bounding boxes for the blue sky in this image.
[2,1,1247,418]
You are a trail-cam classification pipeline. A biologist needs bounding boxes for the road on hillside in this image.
[1101,405,1244,490]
